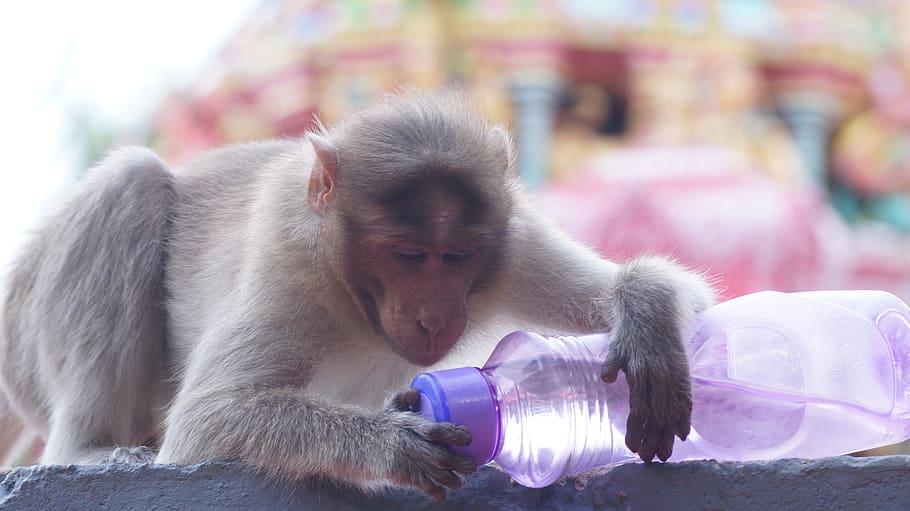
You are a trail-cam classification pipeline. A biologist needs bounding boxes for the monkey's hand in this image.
[601,339,691,463]
[597,259,711,464]
[382,388,476,500]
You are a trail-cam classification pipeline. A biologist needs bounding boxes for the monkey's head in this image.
[307,91,516,366]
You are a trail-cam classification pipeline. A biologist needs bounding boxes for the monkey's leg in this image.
[2,148,174,465]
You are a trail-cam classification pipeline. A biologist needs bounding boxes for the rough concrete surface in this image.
[1,456,909,510]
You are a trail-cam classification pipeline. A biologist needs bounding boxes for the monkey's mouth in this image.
[386,336,448,367]
[385,334,459,367]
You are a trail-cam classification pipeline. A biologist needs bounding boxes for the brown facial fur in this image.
[309,91,515,366]
[334,174,507,366]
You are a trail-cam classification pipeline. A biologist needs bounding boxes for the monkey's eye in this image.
[443,252,470,263]
[395,250,427,263]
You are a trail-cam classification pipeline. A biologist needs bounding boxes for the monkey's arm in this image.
[501,201,715,463]
[157,315,474,499]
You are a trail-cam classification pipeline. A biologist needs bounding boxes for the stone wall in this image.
[2,456,909,510]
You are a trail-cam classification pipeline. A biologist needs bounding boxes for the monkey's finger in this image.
[421,482,447,501]
[657,428,675,462]
[637,428,661,463]
[425,423,472,446]
[386,388,421,412]
[434,469,465,491]
[676,421,691,442]
[600,353,624,383]
[450,454,478,475]
[624,412,645,454]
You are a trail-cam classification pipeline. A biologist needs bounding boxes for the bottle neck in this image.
[539,333,613,362]
[410,367,502,464]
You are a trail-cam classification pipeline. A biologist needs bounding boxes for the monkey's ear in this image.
[307,133,338,212]
[490,126,516,175]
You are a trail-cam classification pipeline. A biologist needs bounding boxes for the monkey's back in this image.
[164,139,314,370]
[0,147,175,434]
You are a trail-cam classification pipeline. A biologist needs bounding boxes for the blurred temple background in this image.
[3,0,910,462]
[134,0,910,304]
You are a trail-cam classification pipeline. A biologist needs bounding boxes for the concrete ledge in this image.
[2,456,910,510]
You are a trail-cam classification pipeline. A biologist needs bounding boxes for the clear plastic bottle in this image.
[410,290,910,488]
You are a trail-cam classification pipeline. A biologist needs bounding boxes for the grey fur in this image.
[1,147,173,464]
[0,391,25,464]
[0,91,714,494]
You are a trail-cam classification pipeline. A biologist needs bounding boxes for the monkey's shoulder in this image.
[176,138,302,175]
[168,138,311,214]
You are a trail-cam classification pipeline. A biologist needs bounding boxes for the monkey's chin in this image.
[385,337,451,367]
[406,351,447,367]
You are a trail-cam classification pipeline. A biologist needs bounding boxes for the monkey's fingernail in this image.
[455,426,472,446]
[404,388,421,406]
[639,448,656,463]
[677,424,691,441]
[657,445,672,462]
[600,364,620,383]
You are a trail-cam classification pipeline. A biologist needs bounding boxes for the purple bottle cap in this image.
[410,367,501,464]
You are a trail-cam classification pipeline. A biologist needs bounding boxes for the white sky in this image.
[0,0,259,268]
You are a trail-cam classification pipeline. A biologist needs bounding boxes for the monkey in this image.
[0,90,714,498]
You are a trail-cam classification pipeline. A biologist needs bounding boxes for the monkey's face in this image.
[340,228,501,367]
[334,184,506,367]
[312,106,515,366]
[365,245,476,366]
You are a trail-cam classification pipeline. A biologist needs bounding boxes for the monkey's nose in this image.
[418,318,446,338]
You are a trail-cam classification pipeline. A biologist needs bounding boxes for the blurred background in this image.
[2,0,910,458]
[7,0,910,304]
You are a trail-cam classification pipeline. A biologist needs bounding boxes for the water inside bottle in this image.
[686,375,907,460]
[683,303,910,460]
[486,353,628,488]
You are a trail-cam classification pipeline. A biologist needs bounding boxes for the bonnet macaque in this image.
[0,90,713,498]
